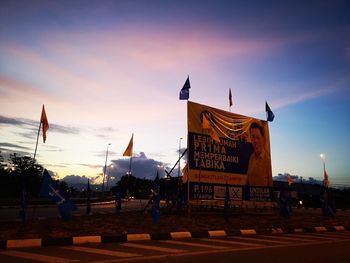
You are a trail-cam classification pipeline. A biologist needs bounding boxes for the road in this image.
[1,231,350,262]
[0,199,150,222]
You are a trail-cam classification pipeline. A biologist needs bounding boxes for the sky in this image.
[1,0,350,187]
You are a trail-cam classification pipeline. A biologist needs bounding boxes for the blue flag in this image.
[224,184,230,222]
[115,188,122,213]
[179,76,191,100]
[40,169,77,220]
[152,171,160,223]
[18,180,27,221]
[265,101,275,122]
[86,179,91,215]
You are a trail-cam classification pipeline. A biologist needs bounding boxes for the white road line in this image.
[0,250,79,262]
[304,233,342,240]
[161,240,229,249]
[308,232,350,240]
[312,232,350,238]
[258,234,317,242]
[120,242,186,253]
[63,246,142,258]
[200,238,263,247]
[229,236,291,244]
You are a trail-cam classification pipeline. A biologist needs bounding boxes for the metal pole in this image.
[102,143,111,194]
[178,137,183,178]
[33,119,42,161]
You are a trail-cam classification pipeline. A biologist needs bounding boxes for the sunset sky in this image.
[1,0,349,186]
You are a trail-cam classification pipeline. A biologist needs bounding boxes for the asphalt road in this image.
[0,199,150,222]
[1,231,350,262]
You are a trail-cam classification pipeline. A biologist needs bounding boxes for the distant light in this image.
[320,153,325,160]
[299,200,303,205]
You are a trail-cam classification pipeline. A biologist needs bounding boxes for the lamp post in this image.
[102,143,111,194]
[178,137,183,178]
[320,153,325,174]
[106,164,114,192]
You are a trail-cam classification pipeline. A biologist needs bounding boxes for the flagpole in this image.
[33,119,42,161]
[102,143,111,195]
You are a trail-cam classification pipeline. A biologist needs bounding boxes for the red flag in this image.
[41,105,49,143]
[123,134,133,156]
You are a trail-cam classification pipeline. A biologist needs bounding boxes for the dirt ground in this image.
[1,208,349,241]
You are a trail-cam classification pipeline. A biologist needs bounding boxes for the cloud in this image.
[105,152,174,185]
[61,174,90,185]
[0,142,32,151]
[0,114,81,135]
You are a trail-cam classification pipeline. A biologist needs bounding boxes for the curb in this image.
[0,226,348,249]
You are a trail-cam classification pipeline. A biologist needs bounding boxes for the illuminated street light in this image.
[320,153,326,172]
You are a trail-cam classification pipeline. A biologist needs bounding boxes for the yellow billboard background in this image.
[187,101,272,187]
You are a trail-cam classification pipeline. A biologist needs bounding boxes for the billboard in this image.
[187,101,272,187]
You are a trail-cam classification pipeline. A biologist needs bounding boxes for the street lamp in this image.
[102,143,111,194]
[178,137,183,178]
[320,153,325,173]
[106,164,114,191]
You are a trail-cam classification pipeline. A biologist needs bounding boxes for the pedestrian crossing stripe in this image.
[161,240,229,249]
[63,245,141,258]
[200,238,263,247]
[229,236,291,244]
[0,250,79,262]
[120,242,186,253]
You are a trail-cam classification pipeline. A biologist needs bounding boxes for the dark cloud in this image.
[105,152,179,186]
[61,175,89,185]
[273,173,322,185]
[0,115,81,135]
[0,142,32,151]
[0,115,27,125]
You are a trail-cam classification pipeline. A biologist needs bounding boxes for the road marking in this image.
[200,238,263,247]
[63,245,142,258]
[127,234,151,241]
[293,233,336,240]
[73,236,101,244]
[0,250,79,262]
[229,236,291,244]
[258,234,316,242]
[120,242,186,253]
[7,238,42,248]
[240,229,256,235]
[161,240,229,249]
[170,231,192,239]
[88,237,350,263]
[319,232,350,238]
[334,226,346,231]
[308,232,349,240]
[314,226,327,232]
[208,230,226,237]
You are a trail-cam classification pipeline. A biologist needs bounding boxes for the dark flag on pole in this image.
[40,169,77,220]
[224,183,230,222]
[265,101,275,122]
[152,171,160,223]
[115,188,122,213]
[229,88,233,108]
[41,105,49,143]
[86,179,91,215]
[179,76,191,100]
[18,180,27,221]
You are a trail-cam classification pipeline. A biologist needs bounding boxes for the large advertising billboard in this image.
[187,101,272,188]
